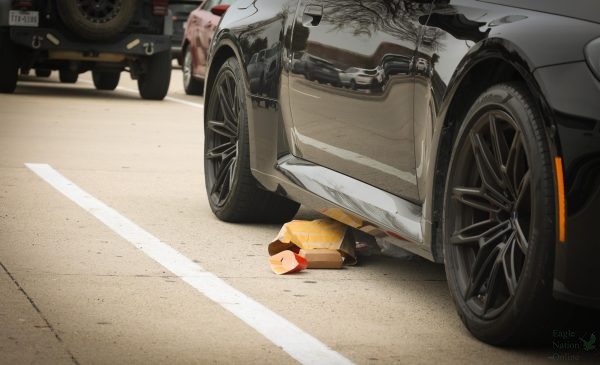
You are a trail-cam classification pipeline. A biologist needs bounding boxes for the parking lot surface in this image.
[0,70,593,364]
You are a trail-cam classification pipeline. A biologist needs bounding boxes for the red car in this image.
[181,0,232,95]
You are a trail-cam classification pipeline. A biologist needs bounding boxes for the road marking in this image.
[165,96,203,108]
[25,163,354,365]
[79,79,204,108]
[291,86,321,99]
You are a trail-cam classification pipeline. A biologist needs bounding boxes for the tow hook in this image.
[31,35,43,49]
[143,42,155,55]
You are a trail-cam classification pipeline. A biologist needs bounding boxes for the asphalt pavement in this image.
[0,69,593,364]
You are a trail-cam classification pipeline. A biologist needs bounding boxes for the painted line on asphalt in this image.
[25,163,354,365]
[291,86,321,99]
[79,79,203,108]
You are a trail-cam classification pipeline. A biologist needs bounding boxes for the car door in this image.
[288,0,434,201]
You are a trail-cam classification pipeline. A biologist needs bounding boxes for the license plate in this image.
[8,10,39,27]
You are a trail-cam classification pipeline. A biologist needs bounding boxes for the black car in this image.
[202,0,600,345]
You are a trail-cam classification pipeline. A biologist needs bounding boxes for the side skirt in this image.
[253,154,434,261]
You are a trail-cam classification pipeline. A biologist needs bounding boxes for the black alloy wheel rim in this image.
[205,67,241,208]
[78,0,121,23]
[448,109,532,320]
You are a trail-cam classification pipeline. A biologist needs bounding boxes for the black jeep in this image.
[0,0,172,100]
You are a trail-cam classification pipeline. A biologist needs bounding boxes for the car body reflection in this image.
[339,67,383,90]
[292,53,341,87]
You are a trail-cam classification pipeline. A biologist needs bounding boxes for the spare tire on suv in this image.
[57,0,138,41]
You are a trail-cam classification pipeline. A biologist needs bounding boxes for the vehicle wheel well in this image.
[205,45,236,101]
[430,58,524,262]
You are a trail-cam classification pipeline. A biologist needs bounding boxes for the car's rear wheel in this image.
[92,70,120,90]
[57,0,138,41]
[59,69,78,83]
[443,82,559,345]
[138,51,171,100]
[204,57,300,223]
[183,46,203,95]
[0,32,18,93]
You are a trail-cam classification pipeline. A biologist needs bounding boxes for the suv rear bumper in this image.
[10,27,170,58]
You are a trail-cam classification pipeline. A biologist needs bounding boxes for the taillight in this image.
[12,0,34,10]
[153,0,169,16]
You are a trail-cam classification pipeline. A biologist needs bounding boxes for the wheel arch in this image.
[204,35,245,104]
[427,42,558,263]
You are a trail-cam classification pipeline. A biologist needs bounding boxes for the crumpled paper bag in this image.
[268,219,357,268]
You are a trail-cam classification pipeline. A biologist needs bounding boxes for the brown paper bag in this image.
[268,219,357,268]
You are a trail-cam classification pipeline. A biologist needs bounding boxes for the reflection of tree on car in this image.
[322,0,445,51]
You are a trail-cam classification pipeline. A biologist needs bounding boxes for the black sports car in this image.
[202,0,600,345]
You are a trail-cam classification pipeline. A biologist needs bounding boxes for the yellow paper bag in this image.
[268,219,357,265]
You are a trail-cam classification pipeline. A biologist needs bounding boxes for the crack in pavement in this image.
[0,260,80,365]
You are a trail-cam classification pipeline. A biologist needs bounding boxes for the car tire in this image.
[183,46,203,95]
[35,68,52,77]
[56,0,138,41]
[0,32,18,93]
[138,51,171,100]
[204,57,300,223]
[443,82,559,345]
[92,71,120,90]
[59,69,78,83]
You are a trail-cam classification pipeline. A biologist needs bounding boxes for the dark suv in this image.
[0,0,173,100]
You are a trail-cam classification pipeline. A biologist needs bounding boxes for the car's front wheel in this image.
[443,82,558,345]
[204,57,300,223]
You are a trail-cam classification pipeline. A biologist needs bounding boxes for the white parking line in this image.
[25,163,354,365]
[291,86,321,99]
[79,79,204,108]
